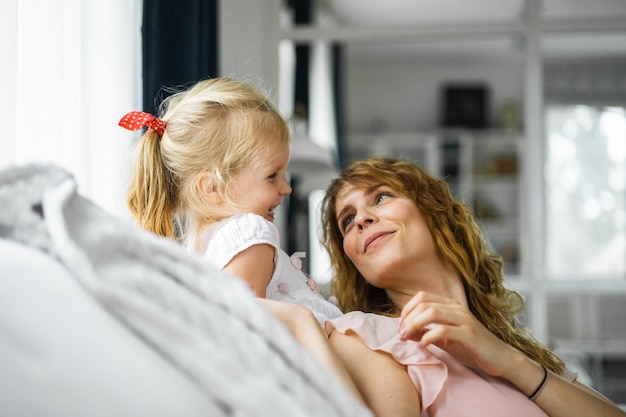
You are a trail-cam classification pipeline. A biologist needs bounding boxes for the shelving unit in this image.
[457,131,523,276]
[345,130,440,177]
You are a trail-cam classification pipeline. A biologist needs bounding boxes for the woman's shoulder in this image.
[328,311,550,417]
[326,311,400,345]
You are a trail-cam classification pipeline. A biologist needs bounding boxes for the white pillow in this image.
[0,239,222,417]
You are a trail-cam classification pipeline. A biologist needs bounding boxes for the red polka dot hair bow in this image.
[118,111,166,136]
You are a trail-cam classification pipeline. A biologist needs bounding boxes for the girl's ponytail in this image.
[127,130,178,239]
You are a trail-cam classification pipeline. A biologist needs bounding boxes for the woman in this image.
[320,156,625,417]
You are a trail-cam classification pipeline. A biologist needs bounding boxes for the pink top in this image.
[326,311,576,417]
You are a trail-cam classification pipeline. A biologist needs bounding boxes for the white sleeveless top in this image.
[190,213,343,326]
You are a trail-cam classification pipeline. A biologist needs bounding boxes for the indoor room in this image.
[2,0,625,414]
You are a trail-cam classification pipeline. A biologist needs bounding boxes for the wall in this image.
[219,0,280,100]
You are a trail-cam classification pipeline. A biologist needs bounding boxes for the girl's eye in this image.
[267,173,278,180]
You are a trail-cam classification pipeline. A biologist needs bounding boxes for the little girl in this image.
[119,77,343,326]
[119,77,364,405]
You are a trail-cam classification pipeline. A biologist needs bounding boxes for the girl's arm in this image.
[259,299,366,407]
[223,244,274,297]
[328,330,420,417]
[226,247,367,407]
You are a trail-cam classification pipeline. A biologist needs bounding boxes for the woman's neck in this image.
[386,258,467,311]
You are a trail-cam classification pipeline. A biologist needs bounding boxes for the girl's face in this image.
[334,183,438,289]
[228,143,292,223]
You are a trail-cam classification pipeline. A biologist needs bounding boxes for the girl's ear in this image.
[196,171,224,205]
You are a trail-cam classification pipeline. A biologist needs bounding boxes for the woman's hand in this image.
[397,291,626,417]
[397,291,518,378]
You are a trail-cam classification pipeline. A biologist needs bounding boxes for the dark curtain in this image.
[289,0,311,122]
[332,43,346,169]
[142,0,219,114]
[286,0,312,255]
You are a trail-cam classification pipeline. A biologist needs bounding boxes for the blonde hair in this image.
[320,156,565,374]
[127,77,290,240]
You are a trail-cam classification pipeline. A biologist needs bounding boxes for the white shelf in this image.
[345,130,441,176]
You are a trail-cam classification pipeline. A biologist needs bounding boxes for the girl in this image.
[120,77,341,325]
[319,156,626,417]
[120,77,359,403]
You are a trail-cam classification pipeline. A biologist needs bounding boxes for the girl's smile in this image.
[228,143,292,223]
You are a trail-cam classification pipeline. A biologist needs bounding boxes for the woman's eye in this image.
[375,192,392,203]
[340,215,354,233]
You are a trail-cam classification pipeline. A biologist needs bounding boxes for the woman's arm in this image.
[506,349,625,417]
[223,243,275,297]
[328,330,420,417]
[398,291,626,417]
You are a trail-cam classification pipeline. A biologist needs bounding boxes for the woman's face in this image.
[334,183,439,289]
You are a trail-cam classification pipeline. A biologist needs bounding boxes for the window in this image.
[545,104,626,279]
[2,0,142,216]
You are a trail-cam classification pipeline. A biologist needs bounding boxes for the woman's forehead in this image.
[335,182,378,205]
[339,178,392,194]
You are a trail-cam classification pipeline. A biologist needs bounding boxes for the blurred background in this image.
[2,0,625,406]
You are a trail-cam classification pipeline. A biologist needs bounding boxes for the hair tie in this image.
[119,111,166,136]
[529,365,549,401]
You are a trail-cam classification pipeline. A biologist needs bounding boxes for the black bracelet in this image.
[529,365,549,401]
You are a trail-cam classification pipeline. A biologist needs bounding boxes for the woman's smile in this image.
[364,230,394,253]
[336,184,442,288]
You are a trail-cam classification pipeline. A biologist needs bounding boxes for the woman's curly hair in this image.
[320,156,564,374]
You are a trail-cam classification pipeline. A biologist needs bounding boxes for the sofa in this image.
[0,164,372,417]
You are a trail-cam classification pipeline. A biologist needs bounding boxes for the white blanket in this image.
[0,164,372,417]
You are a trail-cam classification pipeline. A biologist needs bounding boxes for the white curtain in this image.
[0,0,143,217]
[308,41,338,161]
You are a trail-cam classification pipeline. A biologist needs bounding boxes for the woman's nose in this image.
[355,209,375,230]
